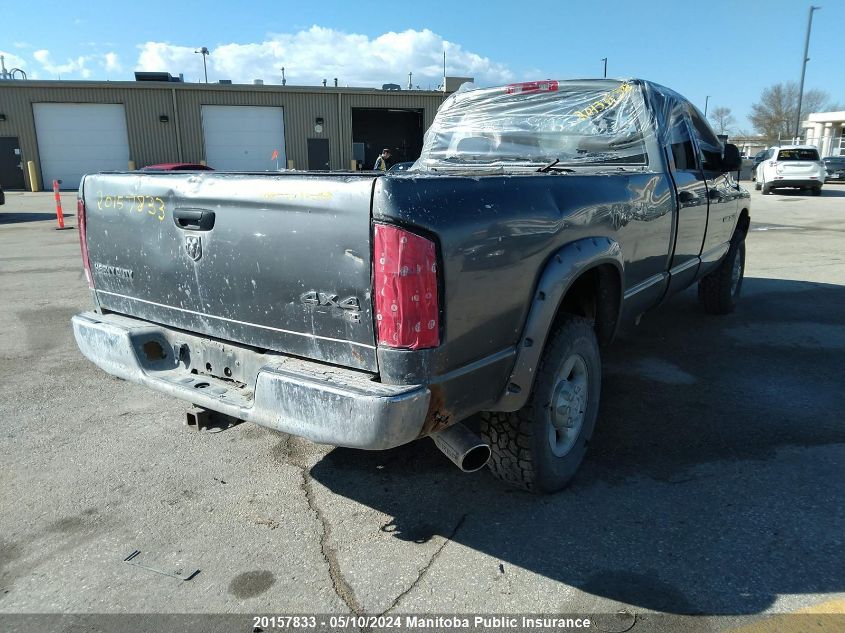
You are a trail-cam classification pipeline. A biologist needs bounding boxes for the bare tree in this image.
[749,82,838,142]
[708,107,736,135]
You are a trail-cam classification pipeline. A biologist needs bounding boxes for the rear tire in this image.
[698,238,745,315]
[754,180,761,190]
[813,187,822,196]
[762,180,772,195]
[480,316,601,493]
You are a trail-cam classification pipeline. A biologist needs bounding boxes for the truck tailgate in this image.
[81,172,379,372]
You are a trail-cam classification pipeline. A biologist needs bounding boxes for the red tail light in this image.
[505,80,559,94]
[373,224,440,349]
[77,198,93,289]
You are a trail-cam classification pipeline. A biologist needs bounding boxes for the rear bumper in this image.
[768,178,822,189]
[72,312,430,449]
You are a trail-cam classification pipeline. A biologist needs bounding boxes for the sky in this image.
[3,0,843,132]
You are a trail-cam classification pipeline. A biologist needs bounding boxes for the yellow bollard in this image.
[287,159,295,170]
[350,160,358,171]
[199,160,207,166]
[27,160,40,192]
[128,160,136,171]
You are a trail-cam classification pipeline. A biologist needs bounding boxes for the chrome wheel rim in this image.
[730,248,743,296]
[548,354,589,457]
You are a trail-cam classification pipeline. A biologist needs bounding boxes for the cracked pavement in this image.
[1,187,844,624]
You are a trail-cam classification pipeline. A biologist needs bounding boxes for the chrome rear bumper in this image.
[72,312,430,449]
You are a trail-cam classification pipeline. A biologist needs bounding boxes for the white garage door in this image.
[33,103,130,190]
[202,105,286,171]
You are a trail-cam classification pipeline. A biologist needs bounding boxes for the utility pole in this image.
[280,67,286,86]
[195,47,210,83]
[601,58,607,78]
[704,95,710,117]
[795,5,821,140]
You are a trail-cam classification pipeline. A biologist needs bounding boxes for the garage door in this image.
[202,105,286,171]
[33,103,130,190]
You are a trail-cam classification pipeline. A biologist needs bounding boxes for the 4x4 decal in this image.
[300,291,362,323]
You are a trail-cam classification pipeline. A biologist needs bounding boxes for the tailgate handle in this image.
[173,208,215,231]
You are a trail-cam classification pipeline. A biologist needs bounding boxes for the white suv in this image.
[755,146,824,195]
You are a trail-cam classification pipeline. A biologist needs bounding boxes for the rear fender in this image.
[490,236,623,412]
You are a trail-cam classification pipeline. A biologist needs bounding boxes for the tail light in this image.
[77,198,93,288]
[373,224,440,349]
[506,80,559,95]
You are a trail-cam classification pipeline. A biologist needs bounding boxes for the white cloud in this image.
[32,49,91,78]
[0,50,28,70]
[103,52,122,73]
[137,42,200,79]
[0,50,38,78]
[136,26,514,87]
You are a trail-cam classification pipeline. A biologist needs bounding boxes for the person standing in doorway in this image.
[374,148,391,171]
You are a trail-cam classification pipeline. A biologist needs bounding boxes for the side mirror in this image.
[722,143,741,173]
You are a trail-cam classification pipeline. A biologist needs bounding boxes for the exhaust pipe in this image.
[431,423,491,473]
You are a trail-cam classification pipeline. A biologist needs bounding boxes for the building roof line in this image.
[0,79,450,96]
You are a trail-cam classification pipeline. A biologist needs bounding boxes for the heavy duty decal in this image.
[93,262,134,280]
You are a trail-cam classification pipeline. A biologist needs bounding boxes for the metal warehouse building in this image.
[0,79,451,191]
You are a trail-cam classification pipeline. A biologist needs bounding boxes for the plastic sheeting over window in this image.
[415,79,654,170]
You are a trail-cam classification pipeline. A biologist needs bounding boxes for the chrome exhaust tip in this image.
[431,423,491,473]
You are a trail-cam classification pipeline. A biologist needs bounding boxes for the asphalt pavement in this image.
[0,183,843,631]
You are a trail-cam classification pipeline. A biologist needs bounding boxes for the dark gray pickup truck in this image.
[72,79,749,492]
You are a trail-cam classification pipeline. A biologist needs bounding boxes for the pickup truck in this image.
[72,79,749,493]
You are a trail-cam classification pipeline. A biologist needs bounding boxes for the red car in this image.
[141,163,214,171]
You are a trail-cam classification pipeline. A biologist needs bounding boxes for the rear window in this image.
[415,80,651,169]
[776,148,819,161]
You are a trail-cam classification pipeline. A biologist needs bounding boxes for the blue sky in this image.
[3,0,843,131]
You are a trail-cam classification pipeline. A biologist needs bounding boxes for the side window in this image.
[688,107,723,172]
[666,105,697,171]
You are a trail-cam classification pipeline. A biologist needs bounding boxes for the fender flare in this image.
[490,236,624,412]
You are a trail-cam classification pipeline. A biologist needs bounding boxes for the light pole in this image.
[195,47,210,83]
[704,95,710,117]
[280,67,286,86]
[601,58,607,78]
[795,5,821,140]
